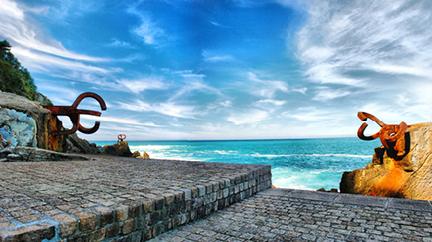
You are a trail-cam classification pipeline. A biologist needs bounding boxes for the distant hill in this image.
[0,40,51,105]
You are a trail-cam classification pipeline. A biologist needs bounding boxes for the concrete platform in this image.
[152,189,432,241]
[0,156,272,241]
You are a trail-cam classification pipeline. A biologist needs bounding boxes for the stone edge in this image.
[0,165,272,241]
[267,188,432,211]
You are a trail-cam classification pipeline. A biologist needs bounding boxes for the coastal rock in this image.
[103,141,133,157]
[132,151,141,158]
[340,123,432,200]
[133,151,150,160]
[0,91,65,151]
[65,134,100,154]
[317,188,338,193]
[142,151,150,160]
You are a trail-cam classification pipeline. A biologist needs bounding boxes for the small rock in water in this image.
[141,152,150,160]
[103,141,133,157]
[132,151,141,158]
[317,188,339,193]
[132,151,150,160]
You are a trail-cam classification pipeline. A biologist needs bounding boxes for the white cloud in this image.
[219,100,232,107]
[312,87,351,101]
[292,87,307,94]
[202,50,234,62]
[169,80,222,102]
[11,46,110,74]
[0,0,108,62]
[120,77,167,94]
[257,99,286,106]
[165,70,223,102]
[134,18,164,45]
[118,100,196,119]
[297,0,432,88]
[80,115,161,127]
[128,6,165,46]
[247,72,289,98]
[106,39,135,48]
[36,82,80,105]
[0,0,24,20]
[227,109,269,125]
[285,107,338,122]
[0,0,115,90]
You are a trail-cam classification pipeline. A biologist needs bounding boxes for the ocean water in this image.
[95,138,379,190]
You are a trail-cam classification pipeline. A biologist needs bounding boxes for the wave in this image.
[249,153,370,159]
[213,150,238,155]
[129,145,177,151]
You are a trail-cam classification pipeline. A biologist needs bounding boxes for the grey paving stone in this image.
[387,197,432,212]
[0,156,271,241]
[287,189,339,202]
[153,189,432,241]
[334,193,388,207]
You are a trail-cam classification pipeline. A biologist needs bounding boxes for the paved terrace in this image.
[153,189,432,242]
[0,156,271,241]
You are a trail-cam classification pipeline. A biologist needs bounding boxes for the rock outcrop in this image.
[0,91,64,151]
[340,123,432,200]
[65,133,100,154]
[0,91,100,155]
[103,141,133,157]
[131,151,151,160]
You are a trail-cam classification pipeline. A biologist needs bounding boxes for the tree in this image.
[0,40,38,101]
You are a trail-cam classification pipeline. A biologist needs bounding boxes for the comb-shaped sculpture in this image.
[45,92,107,135]
[357,112,409,157]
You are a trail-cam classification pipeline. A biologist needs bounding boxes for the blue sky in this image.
[1,0,432,140]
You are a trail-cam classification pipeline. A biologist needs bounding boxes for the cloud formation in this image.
[297,0,432,121]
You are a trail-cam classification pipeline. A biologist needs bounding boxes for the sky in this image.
[1,0,432,141]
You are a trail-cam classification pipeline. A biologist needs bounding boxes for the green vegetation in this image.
[0,40,45,102]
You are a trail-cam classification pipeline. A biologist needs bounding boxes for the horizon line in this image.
[90,135,361,142]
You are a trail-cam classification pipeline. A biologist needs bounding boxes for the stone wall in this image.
[340,122,432,200]
[58,169,271,241]
[0,158,272,241]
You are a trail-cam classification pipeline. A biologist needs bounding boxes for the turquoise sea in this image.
[95,138,379,190]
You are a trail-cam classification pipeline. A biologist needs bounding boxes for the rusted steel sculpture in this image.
[357,112,409,157]
[45,92,107,135]
[118,134,126,142]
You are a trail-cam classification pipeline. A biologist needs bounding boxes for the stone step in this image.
[152,189,432,241]
[0,156,272,241]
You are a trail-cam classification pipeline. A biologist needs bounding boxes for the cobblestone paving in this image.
[0,156,271,241]
[152,189,432,242]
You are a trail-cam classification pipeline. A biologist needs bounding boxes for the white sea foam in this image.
[272,168,315,190]
[129,145,175,151]
[213,150,238,155]
[129,145,205,161]
[272,167,342,190]
[249,153,370,159]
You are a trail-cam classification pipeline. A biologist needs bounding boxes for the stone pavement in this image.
[152,189,432,242]
[0,156,271,241]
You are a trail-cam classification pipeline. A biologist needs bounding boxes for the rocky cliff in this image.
[0,91,99,156]
[340,123,432,200]
[0,90,64,151]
